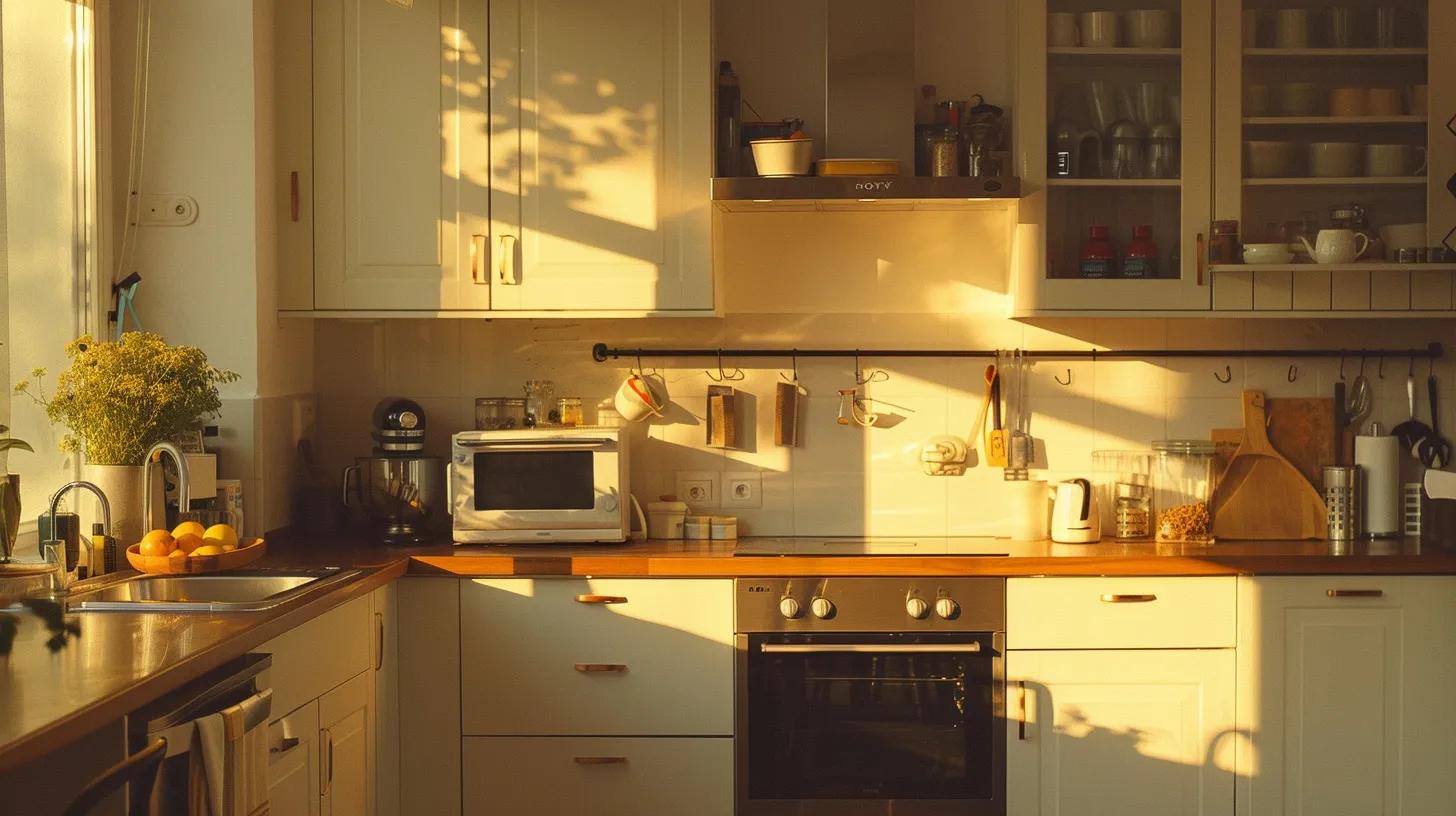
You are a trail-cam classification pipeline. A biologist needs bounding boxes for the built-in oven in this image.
[736,577,1005,816]
[449,428,630,543]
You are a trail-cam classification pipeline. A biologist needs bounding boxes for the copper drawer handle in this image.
[289,171,300,222]
[1196,232,1206,286]
[1327,589,1384,598]
[1018,680,1028,741]
[575,663,628,673]
[575,594,628,604]
[470,234,487,285]
[573,756,627,765]
[1100,593,1157,603]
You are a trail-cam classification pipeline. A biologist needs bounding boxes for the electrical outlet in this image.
[292,398,317,446]
[722,471,762,508]
[675,471,720,509]
[136,194,199,226]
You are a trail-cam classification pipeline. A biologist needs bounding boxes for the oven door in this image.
[450,433,627,542]
[738,631,1005,816]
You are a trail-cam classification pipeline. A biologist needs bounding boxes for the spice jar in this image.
[1093,450,1154,541]
[1080,226,1116,278]
[928,127,959,177]
[1121,225,1159,278]
[523,379,556,426]
[1152,440,1218,543]
[1208,219,1240,264]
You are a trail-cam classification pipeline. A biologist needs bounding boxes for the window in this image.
[1,0,100,553]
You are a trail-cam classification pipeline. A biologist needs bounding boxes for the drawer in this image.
[259,594,372,719]
[460,578,733,735]
[1008,577,1236,649]
[463,737,733,815]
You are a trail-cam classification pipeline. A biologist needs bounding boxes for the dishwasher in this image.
[126,653,272,815]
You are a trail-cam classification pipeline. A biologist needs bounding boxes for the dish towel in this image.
[192,688,273,816]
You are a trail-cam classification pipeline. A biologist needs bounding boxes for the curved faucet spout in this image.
[143,442,192,532]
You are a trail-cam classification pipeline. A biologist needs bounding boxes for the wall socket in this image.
[722,471,762,508]
[675,471,720,509]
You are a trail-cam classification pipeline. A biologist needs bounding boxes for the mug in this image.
[1308,142,1361,177]
[1409,84,1428,116]
[1127,9,1174,48]
[613,373,668,422]
[1244,84,1271,116]
[1365,144,1426,176]
[1366,88,1404,116]
[1275,8,1310,48]
[1008,480,1051,541]
[1329,87,1367,117]
[1245,140,1298,177]
[1048,12,1080,46]
[1327,7,1356,47]
[1080,11,1120,47]
[1278,82,1320,116]
[1380,222,1427,258]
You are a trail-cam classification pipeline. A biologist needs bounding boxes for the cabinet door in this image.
[1236,577,1456,815]
[1007,649,1235,816]
[462,737,733,815]
[268,701,320,816]
[319,672,373,816]
[272,0,314,311]
[370,584,399,816]
[313,0,490,311]
[487,0,713,312]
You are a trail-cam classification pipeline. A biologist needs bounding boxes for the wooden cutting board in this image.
[1212,396,1334,492]
[1211,391,1327,540]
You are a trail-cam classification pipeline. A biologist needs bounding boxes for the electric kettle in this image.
[1052,478,1102,544]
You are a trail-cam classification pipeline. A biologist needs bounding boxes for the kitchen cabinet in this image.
[486,0,713,312]
[1235,576,1456,815]
[1007,649,1236,816]
[396,578,462,816]
[268,701,321,816]
[371,583,400,816]
[319,671,373,816]
[462,736,733,815]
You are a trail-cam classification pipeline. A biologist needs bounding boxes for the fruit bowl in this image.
[126,538,267,575]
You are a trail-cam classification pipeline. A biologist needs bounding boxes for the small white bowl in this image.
[751,138,813,177]
[1242,242,1294,265]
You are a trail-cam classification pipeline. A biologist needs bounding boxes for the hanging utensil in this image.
[1008,349,1031,477]
[1392,373,1432,451]
[986,361,1008,467]
[1415,376,1451,468]
[1345,361,1373,433]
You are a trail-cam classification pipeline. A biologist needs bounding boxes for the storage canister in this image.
[646,500,688,540]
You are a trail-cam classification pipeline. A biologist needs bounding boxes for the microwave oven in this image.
[449,428,630,544]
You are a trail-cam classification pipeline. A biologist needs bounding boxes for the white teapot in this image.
[1298,228,1370,265]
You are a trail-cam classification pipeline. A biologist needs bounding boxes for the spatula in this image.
[1211,390,1327,540]
[1392,373,1432,451]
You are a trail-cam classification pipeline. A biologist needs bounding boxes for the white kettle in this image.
[1051,478,1102,544]
[1298,228,1370,265]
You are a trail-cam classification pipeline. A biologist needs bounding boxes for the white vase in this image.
[83,464,149,547]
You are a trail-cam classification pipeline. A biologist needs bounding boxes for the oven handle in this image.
[456,438,615,451]
[759,642,982,654]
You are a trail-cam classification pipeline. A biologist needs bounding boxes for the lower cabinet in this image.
[320,671,373,816]
[1007,649,1236,816]
[461,737,733,815]
[268,701,321,816]
[1236,576,1456,816]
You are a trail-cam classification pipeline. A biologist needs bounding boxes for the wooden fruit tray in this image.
[125,538,267,575]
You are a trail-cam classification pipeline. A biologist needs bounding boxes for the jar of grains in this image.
[1151,439,1219,543]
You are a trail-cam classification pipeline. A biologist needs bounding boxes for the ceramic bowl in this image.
[1242,243,1295,265]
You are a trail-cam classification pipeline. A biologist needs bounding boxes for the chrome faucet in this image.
[142,441,191,532]
[42,480,112,593]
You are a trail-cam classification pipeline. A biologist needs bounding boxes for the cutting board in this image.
[1211,397,1335,492]
[1211,391,1327,540]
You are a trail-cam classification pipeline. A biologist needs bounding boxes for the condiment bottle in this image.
[1208,219,1240,264]
[1121,225,1159,278]
[1079,226,1116,278]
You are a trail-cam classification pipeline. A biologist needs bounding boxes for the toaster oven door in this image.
[450,435,626,541]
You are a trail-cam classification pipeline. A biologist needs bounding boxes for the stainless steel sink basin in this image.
[66,568,360,612]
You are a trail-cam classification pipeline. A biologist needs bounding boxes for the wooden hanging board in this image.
[1210,390,1327,540]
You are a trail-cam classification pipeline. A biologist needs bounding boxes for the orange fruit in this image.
[172,521,206,540]
[139,530,176,557]
[191,544,226,557]
[168,548,188,560]
[175,533,205,554]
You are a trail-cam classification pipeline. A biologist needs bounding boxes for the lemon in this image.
[175,532,205,554]
[139,530,176,558]
[221,543,237,552]
[168,548,188,559]
[203,524,238,548]
[191,544,226,557]
[172,521,206,540]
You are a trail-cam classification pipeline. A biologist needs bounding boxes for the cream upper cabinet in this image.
[1007,649,1236,816]
[312,0,490,311]
[487,0,713,313]
[1013,0,1215,314]
[1236,576,1456,815]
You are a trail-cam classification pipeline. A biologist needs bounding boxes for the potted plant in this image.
[0,425,33,562]
[15,333,237,546]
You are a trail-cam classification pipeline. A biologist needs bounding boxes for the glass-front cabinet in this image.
[1014,0,1214,314]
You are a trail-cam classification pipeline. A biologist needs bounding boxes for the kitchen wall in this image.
[313,210,1455,537]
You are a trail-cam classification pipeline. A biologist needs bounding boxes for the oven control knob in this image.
[779,597,802,619]
[905,597,929,619]
[810,596,835,619]
[935,598,960,620]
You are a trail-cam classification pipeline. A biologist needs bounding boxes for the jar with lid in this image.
[1121,225,1159,278]
[523,380,556,427]
[1151,439,1218,543]
[1208,219,1240,264]
[1080,226,1116,278]
[475,397,528,430]
[1093,450,1154,541]
[556,397,584,427]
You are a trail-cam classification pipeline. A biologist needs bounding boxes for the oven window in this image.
[473,451,595,510]
[746,632,995,800]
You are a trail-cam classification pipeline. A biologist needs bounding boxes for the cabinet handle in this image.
[1327,589,1383,598]
[498,234,519,285]
[574,663,628,673]
[320,728,333,795]
[574,594,628,605]
[375,611,384,671]
[270,736,300,756]
[470,234,487,285]
[1196,232,1206,286]
[1099,593,1157,603]
[573,756,628,765]
[1018,680,1028,741]
[289,171,300,222]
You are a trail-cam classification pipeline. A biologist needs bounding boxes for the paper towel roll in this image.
[1355,434,1400,536]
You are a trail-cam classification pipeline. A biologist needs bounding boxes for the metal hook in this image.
[1378,355,1386,379]
[1410,354,1416,377]
[1339,352,1348,381]
[1288,364,1298,383]
[706,349,744,382]
[1359,351,1367,375]
[1054,369,1073,386]
[854,351,888,385]
[779,350,800,384]
[1214,365,1233,384]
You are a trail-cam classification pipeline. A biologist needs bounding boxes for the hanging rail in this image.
[585,339,1438,361]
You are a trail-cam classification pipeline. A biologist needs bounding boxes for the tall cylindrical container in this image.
[1322,465,1360,541]
[1354,428,1400,537]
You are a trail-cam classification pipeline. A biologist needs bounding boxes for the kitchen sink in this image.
[66,568,360,612]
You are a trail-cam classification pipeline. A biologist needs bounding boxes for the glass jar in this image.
[556,397,584,427]
[523,379,556,427]
[1092,450,1154,541]
[475,397,528,430]
[1152,439,1218,543]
